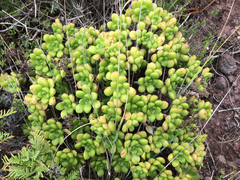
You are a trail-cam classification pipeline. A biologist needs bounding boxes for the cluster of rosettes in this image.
[1,0,215,179]
[0,72,25,93]
[55,148,85,174]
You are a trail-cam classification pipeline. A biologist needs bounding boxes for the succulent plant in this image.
[90,116,115,136]
[127,47,146,71]
[74,63,97,91]
[42,119,64,146]
[104,71,136,103]
[75,84,100,113]
[153,170,174,180]
[103,132,124,154]
[51,18,63,36]
[3,0,215,179]
[63,23,78,37]
[90,156,107,177]
[0,72,25,93]
[65,117,90,140]
[55,148,84,173]
[112,154,130,173]
[122,112,147,132]
[138,62,163,93]
[148,157,166,178]
[56,93,77,118]
[131,0,155,22]
[126,94,148,113]
[121,131,151,165]
[75,133,105,160]
[188,96,213,121]
[149,127,169,154]
[24,93,47,132]
[29,77,56,106]
[146,95,168,122]
[41,34,64,58]
[131,162,150,180]
[101,100,122,121]
[28,48,53,76]
[162,68,186,99]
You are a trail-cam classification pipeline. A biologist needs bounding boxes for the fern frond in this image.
[0,108,17,119]
[65,171,79,180]
[1,130,52,180]
[56,170,79,180]
[2,155,10,170]
[0,132,14,144]
[8,165,36,180]
[53,163,67,176]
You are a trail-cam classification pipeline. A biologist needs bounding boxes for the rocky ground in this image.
[189,0,240,179]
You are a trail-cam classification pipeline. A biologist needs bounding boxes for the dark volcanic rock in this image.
[218,54,237,75]
[215,76,227,90]
[0,90,13,109]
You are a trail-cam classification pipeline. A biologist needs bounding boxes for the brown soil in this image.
[187,0,240,179]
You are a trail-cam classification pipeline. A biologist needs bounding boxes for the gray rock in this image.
[215,76,227,90]
[217,155,226,164]
[228,75,236,83]
[218,54,237,75]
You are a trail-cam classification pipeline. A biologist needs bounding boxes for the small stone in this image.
[234,88,239,94]
[0,91,13,109]
[221,34,227,39]
[226,154,234,161]
[229,123,235,128]
[217,155,226,164]
[59,17,65,22]
[226,160,235,167]
[205,177,211,180]
[215,77,227,90]
[218,54,237,75]
[228,75,236,83]
[233,142,239,151]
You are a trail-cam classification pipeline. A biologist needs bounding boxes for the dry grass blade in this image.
[181,0,216,16]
